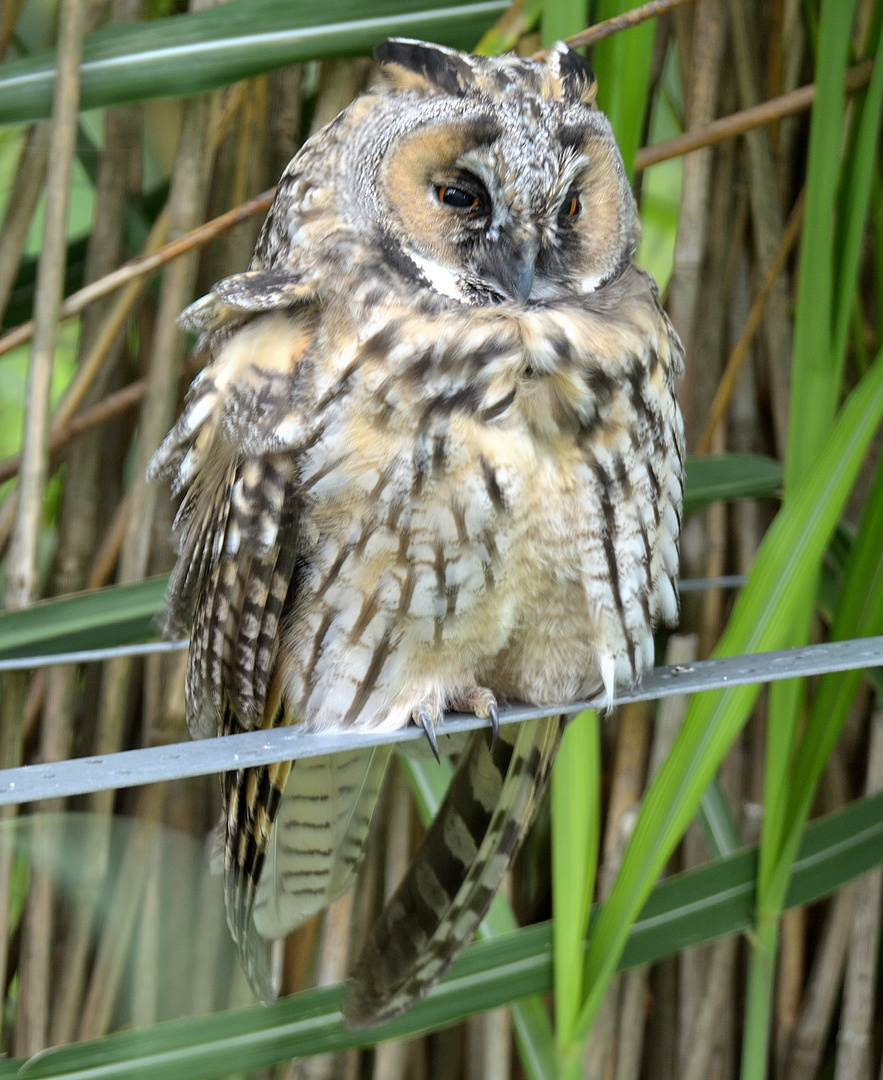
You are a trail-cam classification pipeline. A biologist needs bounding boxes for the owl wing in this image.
[342,715,565,1027]
[151,289,391,1000]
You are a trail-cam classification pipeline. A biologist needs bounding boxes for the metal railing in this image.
[0,633,880,806]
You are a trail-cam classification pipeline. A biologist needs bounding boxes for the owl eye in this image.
[437,185,480,210]
[560,192,582,222]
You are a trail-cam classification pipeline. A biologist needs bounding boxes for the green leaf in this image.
[742,7,875,1071]
[776,432,883,894]
[540,0,588,46]
[682,454,783,515]
[591,0,654,178]
[698,778,741,858]
[0,0,509,124]
[551,710,599,1048]
[831,13,883,365]
[0,576,169,659]
[785,0,859,489]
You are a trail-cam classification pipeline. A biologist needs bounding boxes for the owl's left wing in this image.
[152,282,389,999]
[152,290,317,736]
[342,715,565,1028]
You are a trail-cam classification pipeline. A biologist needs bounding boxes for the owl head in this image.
[249,39,639,313]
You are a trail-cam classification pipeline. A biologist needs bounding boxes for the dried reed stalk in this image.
[584,700,652,1078]
[833,710,883,1080]
[2,0,87,1054]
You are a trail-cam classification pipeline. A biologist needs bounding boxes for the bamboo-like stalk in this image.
[468,997,512,1080]
[723,0,792,458]
[289,892,360,1080]
[697,178,748,660]
[611,965,646,1080]
[0,124,51,321]
[786,885,856,1080]
[368,765,417,1080]
[682,936,738,1080]
[0,207,168,560]
[77,786,163,1040]
[677,837,710,1071]
[51,82,217,1045]
[14,80,142,1063]
[774,906,806,1077]
[4,0,86,609]
[267,65,304,182]
[697,191,805,455]
[131,814,163,1029]
[584,701,651,1078]
[833,709,883,1080]
[1,0,88,1054]
[667,0,725,435]
[643,635,698,1080]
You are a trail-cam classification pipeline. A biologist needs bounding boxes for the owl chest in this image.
[300,384,616,654]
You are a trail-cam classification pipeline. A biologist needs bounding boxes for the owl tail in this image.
[227,745,391,1002]
[341,715,565,1028]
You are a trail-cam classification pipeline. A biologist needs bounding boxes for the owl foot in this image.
[451,687,500,748]
[412,705,441,763]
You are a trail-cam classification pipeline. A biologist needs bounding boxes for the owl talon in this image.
[451,687,500,745]
[413,707,441,763]
[488,702,499,748]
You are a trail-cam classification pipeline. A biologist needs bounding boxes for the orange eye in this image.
[437,185,479,209]
[567,195,581,218]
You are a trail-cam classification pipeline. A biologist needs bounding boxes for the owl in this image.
[150,38,684,1028]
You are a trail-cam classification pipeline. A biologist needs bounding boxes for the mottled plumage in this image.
[151,38,684,1027]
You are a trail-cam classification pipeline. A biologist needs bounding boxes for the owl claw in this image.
[413,706,441,763]
[488,702,499,748]
[451,687,500,746]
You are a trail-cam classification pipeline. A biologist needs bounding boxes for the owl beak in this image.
[492,242,537,302]
[480,230,539,303]
[512,257,535,302]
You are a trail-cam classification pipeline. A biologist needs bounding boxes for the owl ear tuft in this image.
[550,44,597,107]
[374,38,476,97]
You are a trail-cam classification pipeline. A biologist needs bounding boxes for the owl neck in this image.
[340,264,678,441]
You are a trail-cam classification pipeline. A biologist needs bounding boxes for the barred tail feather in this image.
[228,744,391,1002]
[224,755,293,1002]
[341,716,565,1028]
[253,746,391,939]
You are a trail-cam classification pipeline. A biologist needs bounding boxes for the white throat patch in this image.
[407,251,463,301]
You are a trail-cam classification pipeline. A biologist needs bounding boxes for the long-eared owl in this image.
[151,37,684,1028]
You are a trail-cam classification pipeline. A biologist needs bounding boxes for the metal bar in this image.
[0,636,880,806]
[677,574,746,592]
[0,580,743,673]
[0,638,189,671]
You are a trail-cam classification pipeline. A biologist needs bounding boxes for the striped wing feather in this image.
[342,716,565,1027]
